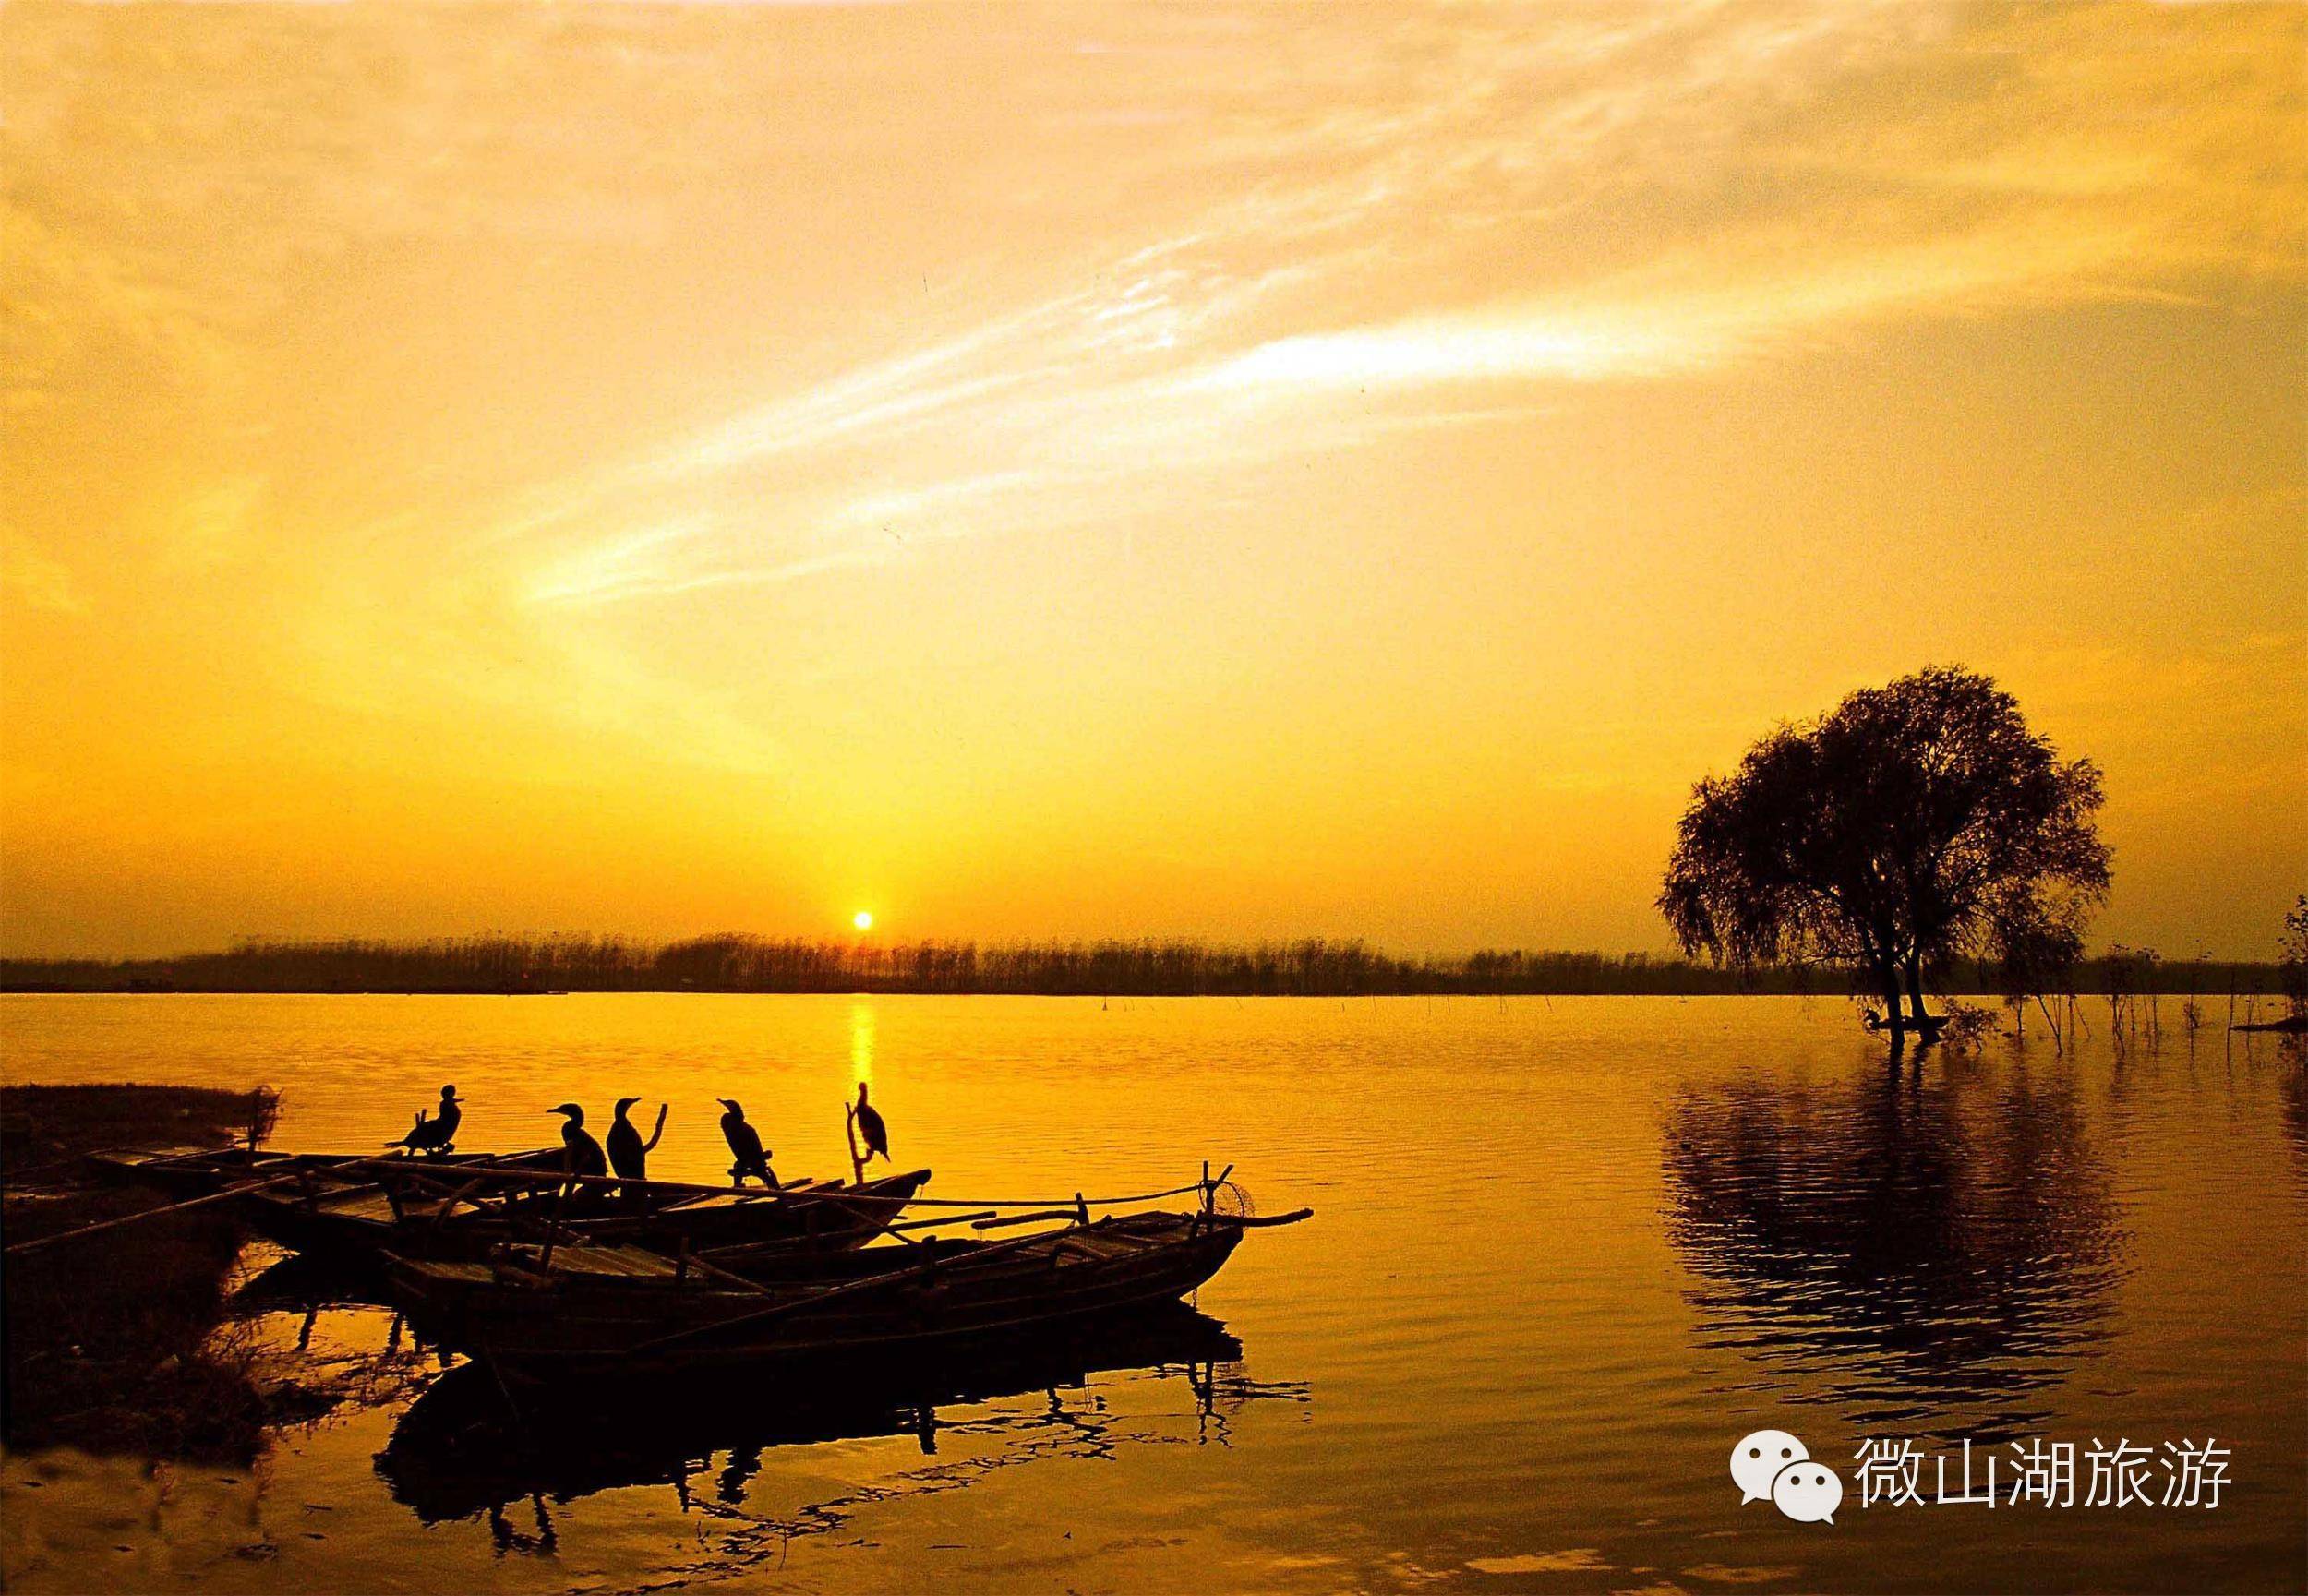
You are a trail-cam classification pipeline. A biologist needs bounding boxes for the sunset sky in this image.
[3,2,2302,959]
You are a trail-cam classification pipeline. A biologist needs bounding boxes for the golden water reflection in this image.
[4,996,2302,1595]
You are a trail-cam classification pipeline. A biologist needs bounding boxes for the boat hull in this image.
[390,1211,1245,1378]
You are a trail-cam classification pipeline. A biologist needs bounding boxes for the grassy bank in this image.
[2,1085,274,1460]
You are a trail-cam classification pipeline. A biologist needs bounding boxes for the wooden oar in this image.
[969,1207,1083,1230]
[696,1208,995,1262]
[4,1171,306,1255]
[1225,1206,1315,1228]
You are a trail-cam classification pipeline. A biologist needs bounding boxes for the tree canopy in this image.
[1659,666,2109,1041]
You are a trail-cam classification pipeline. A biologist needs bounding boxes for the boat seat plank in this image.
[545,1245,681,1279]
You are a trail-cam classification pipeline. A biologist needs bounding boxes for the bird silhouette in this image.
[717,1098,777,1186]
[548,1102,607,1179]
[852,1082,889,1165]
[606,1097,667,1182]
[387,1086,461,1155]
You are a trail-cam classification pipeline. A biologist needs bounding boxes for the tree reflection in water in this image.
[375,1305,1306,1561]
[1664,1055,2127,1439]
[2278,1038,2308,1194]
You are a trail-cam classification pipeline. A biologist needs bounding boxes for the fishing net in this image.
[1209,1180,1256,1220]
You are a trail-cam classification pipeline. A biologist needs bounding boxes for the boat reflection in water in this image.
[1664,1056,2127,1439]
[234,1247,401,1316]
[375,1303,1304,1554]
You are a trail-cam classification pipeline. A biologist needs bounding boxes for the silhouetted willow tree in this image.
[2279,895,2308,1024]
[1659,666,2110,1044]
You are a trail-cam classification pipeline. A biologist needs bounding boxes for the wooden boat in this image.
[87,1146,516,1199]
[90,1146,932,1261]
[238,1158,933,1261]
[387,1202,1312,1378]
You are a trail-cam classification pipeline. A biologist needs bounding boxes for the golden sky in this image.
[3,2,2302,959]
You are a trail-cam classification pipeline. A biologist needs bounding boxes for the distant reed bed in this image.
[0,936,2280,1000]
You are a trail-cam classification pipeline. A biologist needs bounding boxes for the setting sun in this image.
[852,911,874,933]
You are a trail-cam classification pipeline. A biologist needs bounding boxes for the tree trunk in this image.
[1904,954,1932,1030]
[1879,961,1906,1046]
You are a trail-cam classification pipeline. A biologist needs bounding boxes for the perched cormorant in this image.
[607,1098,667,1182]
[388,1085,461,1155]
[548,1102,607,1178]
[852,1083,889,1165]
[716,1098,776,1187]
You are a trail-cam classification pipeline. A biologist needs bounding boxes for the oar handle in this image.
[970,1207,1080,1230]
[1224,1206,1314,1229]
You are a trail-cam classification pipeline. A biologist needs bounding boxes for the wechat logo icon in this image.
[1731,1429,1843,1524]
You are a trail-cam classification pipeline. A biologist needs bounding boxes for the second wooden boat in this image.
[237,1158,933,1261]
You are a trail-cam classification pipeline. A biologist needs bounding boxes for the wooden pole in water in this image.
[538,1174,573,1272]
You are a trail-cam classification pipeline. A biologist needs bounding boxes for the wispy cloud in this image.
[1189,212,2168,396]
[6,0,2299,818]
[0,536,89,617]
[431,0,2301,625]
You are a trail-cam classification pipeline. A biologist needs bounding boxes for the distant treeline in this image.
[0,936,2284,1000]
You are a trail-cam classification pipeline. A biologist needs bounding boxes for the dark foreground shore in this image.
[1,1085,304,1460]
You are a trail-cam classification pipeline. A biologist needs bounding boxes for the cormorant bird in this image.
[387,1085,461,1155]
[716,1098,776,1186]
[548,1102,607,1178]
[606,1098,667,1182]
[852,1082,889,1165]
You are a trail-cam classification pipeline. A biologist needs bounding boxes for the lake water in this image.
[3,994,2303,1593]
